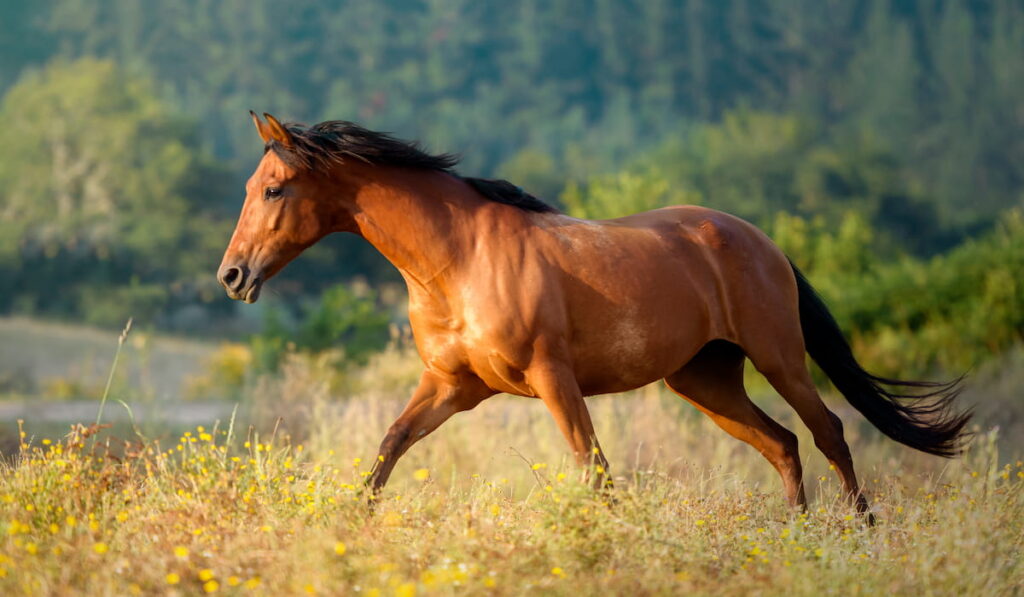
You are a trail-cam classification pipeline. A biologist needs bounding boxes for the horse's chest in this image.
[408,312,467,380]
[411,305,537,395]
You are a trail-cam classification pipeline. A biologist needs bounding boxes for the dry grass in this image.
[1,350,1022,596]
[0,317,214,401]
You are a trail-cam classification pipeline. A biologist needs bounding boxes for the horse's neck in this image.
[347,169,478,290]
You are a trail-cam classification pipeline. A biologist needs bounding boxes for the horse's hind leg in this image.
[749,345,871,515]
[665,341,806,509]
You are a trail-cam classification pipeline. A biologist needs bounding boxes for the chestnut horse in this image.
[219,113,970,513]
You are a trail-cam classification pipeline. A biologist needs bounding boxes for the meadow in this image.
[1,342,1022,596]
[2,1,1023,594]
[0,317,215,403]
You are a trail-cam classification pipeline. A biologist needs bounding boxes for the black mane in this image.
[267,120,558,214]
[461,177,558,214]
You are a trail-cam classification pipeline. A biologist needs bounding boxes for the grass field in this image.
[1,340,1022,595]
[0,317,214,402]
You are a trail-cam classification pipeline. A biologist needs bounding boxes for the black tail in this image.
[791,262,972,457]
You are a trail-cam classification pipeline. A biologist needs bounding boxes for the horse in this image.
[219,112,971,514]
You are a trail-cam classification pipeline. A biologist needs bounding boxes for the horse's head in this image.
[218,112,345,303]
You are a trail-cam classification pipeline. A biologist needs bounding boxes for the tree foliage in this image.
[0,0,1021,373]
[249,285,391,373]
[0,58,233,325]
[0,0,1017,225]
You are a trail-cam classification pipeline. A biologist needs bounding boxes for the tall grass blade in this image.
[95,318,133,429]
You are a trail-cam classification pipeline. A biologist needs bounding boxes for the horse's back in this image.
[554,204,794,308]
[614,204,801,337]
[609,205,795,299]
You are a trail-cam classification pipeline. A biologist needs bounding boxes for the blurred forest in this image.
[0,0,1021,379]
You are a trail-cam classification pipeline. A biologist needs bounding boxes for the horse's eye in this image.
[264,186,283,201]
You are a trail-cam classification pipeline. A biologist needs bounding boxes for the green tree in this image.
[250,284,391,373]
[561,168,700,220]
[0,58,232,325]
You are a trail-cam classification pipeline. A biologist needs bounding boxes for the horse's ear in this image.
[263,113,294,148]
[250,110,274,144]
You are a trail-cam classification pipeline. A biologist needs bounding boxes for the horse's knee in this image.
[379,424,411,455]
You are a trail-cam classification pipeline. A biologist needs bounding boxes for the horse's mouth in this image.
[221,275,263,303]
[242,278,262,304]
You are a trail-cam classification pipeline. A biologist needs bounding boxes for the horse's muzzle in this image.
[217,263,263,303]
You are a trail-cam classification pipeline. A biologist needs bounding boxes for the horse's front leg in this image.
[527,359,611,489]
[367,371,492,495]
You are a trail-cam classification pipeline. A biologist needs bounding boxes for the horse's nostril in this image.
[220,265,246,292]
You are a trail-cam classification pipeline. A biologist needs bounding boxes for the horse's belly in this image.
[570,308,708,395]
